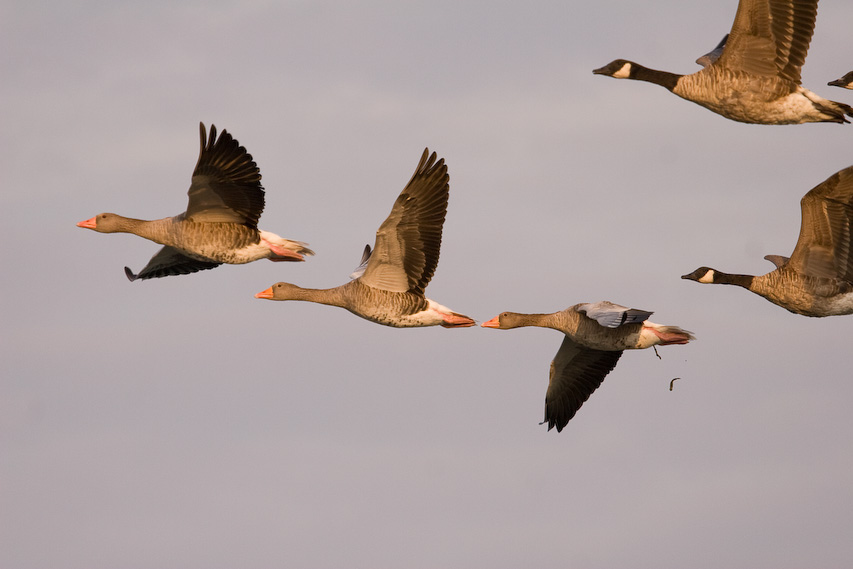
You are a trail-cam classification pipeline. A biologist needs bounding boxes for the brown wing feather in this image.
[185,123,265,228]
[544,336,623,432]
[716,0,778,76]
[360,149,449,295]
[789,165,853,281]
[769,0,817,83]
[716,0,816,82]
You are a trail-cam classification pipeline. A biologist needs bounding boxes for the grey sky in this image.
[3,1,853,567]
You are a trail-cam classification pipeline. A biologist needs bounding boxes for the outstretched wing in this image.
[788,164,853,282]
[185,123,265,227]
[715,0,817,83]
[359,149,449,294]
[544,336,623,432]
[125,246,222,281]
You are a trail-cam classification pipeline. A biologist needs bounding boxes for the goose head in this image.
[76,213,126,233]
[828,71,853,90]
[593,59,635,79]
[681,267,717,284]
[255,282,301,301]
[481,312,526,329]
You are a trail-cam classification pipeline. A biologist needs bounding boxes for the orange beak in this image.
[77,216,97,229]
[481,316,501,328]
[254,287,273,299]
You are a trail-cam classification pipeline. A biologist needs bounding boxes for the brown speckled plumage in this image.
[593,0,853,124]
[77,123,313,281]
[683,164,853,316]
[482,302,694,431]
[256,149,473,329]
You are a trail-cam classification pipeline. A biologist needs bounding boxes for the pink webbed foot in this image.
[644,325,692,345]
[439,312,476,328]
[263,239,305,262]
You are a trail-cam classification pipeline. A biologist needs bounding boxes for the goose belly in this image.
[675,74,834,124]
[790,292,853,317]
[758,279,853,317]
[349,305,444,328]
[173,225,265,264]
[346,293,439,328]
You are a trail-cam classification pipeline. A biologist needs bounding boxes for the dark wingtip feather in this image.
[124,266,139,282]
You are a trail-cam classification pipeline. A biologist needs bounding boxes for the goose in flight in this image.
[77,123,312,281]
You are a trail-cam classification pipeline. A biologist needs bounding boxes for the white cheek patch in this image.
[613,62,632,79]
[698,270,715,284]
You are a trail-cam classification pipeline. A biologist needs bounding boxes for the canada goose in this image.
[255,149,474,329]
[482,302,694,431]
[682,164,853,316]
[593,0,853,124]
[828,71,853,89]
[77,123,313,281]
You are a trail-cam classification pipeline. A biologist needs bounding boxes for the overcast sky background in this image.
[3,1,853,567]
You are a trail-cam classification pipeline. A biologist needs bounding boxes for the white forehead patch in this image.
[698,269,715,284]
[613,62,632,79]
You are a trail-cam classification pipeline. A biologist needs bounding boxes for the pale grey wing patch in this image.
[185,123,265,227]
[358,262,411,292]
[544,336,623,432]
[576,301,653,328]
[360,192,421,292]
[349,244,372,280]
[764,254,790,268]
[125,246,222,281]
[696,34,728,67]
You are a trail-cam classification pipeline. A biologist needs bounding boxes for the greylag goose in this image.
[593,0,853,124]
[255,149,474,328]
[77,123,313,281]
[682,164,853,316]
[482,302,694,431]
[828,71,853,89]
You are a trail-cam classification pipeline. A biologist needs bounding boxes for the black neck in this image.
[631,63,681,92]
[714,271,754,289]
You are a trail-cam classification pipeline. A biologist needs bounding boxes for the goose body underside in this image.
[763,289,853,317]
[348,298,472,328]
[182,240,269,264]
[754,275,853,317]
[343,287,473,328]
[675,73,852,124]
[149,220,309,265]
